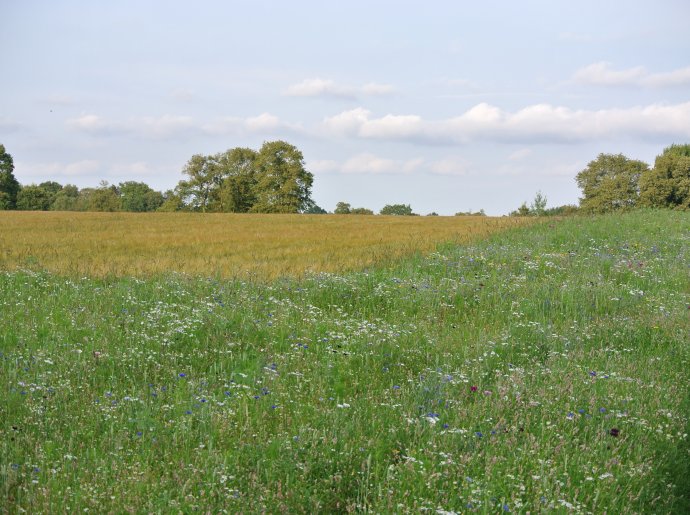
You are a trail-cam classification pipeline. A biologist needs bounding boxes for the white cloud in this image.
[245,113,283,132]
[68,112,301,139]
[67,114,123,136]
[284,78,394,99]
[322,101,690,144]
[573,62,690,87]
[64,160,101,175]
[341,153,398,174]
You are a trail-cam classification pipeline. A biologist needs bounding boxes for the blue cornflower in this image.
[589,371,597,377]
[599,407,606,413]
[178,373,186,378]
[393,385,400,390]
[475,431,483,438]
[136,431,143,437]
[185,410,192,415]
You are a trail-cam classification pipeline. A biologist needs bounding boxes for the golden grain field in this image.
[0,212,532,279]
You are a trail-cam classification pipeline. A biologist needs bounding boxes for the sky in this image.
[1,0,689,215]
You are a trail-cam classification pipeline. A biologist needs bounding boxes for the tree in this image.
[380,204,414,216]
[303,202,327,214]
[176,154,224,212]
[509,202,531,217]
[639,144,690,209]
[215,147,258,212]
[576,153,648,213]
[87,181,121,212]
[334,202,351,214]
[0,143,20,209]
[251,141,314,213]
[16,184,52,210]
[530,191,547,216]
[350,207,374,215]
[52,184,80,211]
[119,181,164,212]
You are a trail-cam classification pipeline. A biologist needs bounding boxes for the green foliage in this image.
[455,209,486,216]
[0,143,20,210]
[576,153,648,213]
[118,181,164,212]
[86,181,122,212]
[16,184,53,210]
[639,144,690,210]
[334,201,351,214]
[2,211,689,512]
[335,202,373,215]
[530,190,547,216]
[303,202,328,214]
[509,202,531,217]
[251,141,313,214]
[215,148,258,213]
[49,185,78,211]
[175,141,314,214]
[380,203,415,216]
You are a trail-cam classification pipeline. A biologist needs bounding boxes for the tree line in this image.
[1,142,688,215]
[0,141,316,214]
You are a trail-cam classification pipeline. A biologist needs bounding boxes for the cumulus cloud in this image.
[322,101,690,144]
[284,78,394,99]
[573,62,690,87]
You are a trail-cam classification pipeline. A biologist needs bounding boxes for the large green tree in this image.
[251,141,313,213]
[176,154,224,212]
[215,147,258,213]
[639,144,690,210]
[576,153,648,213]
[0,144,20,209]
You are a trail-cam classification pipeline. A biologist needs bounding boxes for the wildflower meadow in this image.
[1,210,689,513]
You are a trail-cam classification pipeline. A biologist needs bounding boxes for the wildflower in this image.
[470,386,478,392]
[599,407,606,413]
[475,431,483,438]
[609,428,620,437]
[589,371,597,377]
[185,410,192,415]
[393,385,400,390]
[178,373,186,378]
[566,412,574,420]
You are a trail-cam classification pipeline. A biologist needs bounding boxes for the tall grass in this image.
[0,212,528,279]
[1,210,688,513]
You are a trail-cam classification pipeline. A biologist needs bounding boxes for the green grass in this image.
[1,210,689,513]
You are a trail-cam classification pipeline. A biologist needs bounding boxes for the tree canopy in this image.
[639,144,690,210]
[0,144,20,209]
[576,153,648,213]
[379,204,415,216]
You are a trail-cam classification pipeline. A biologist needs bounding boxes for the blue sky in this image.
[2,0,689,214]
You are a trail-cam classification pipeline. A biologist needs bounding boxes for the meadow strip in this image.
[1,210,689,512]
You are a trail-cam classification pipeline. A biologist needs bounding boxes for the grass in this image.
[0,212,529,279]
[1,209,689,513]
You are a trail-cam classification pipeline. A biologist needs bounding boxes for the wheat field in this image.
[0,211,530,279]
